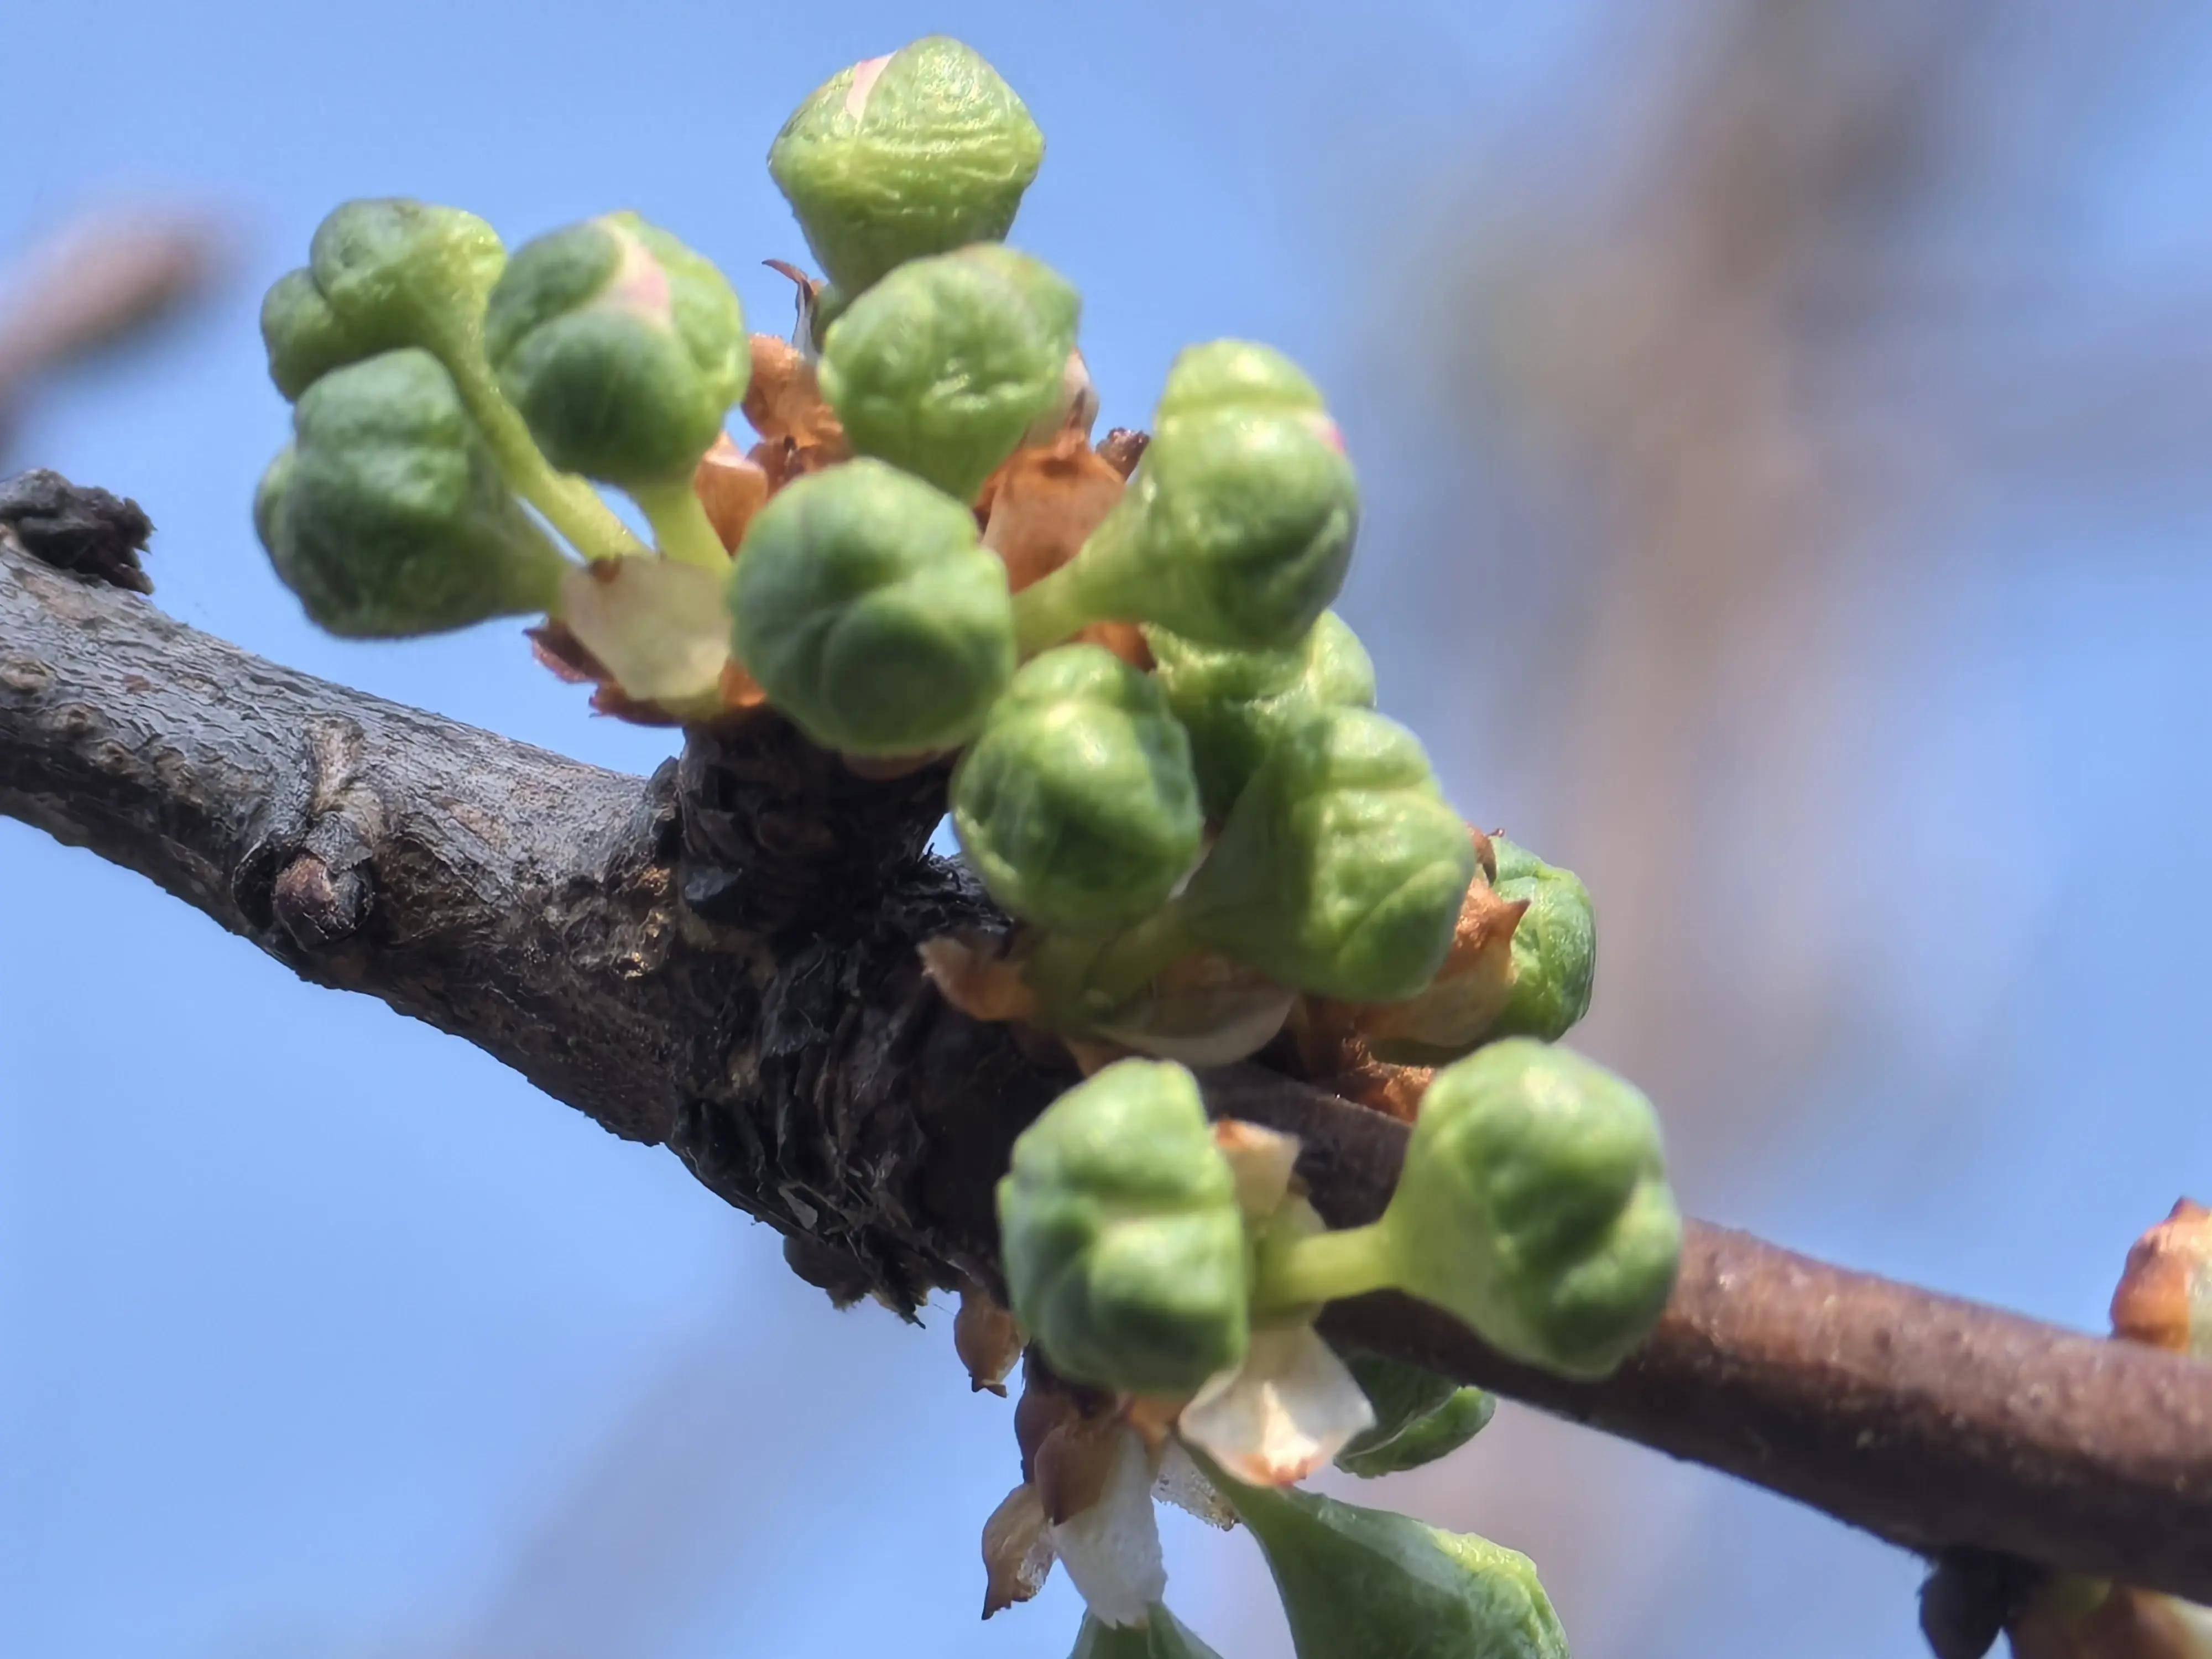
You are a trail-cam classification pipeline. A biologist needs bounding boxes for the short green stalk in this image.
[435,342,649,562]
[627,477,729,572]
[1011,561,1099,656]
[1255,1221,1397,1315]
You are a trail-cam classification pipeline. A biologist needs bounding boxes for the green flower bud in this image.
[257,349,566,637]
[1145,611,1376,816]
[1155,339,1325,421]
[769,36,1045,297]
[1013,341,1357,654]
[253,444,294,553]
[1071,1607,1224,1659]
[1258,1040,1680,1380]
[1178,706,1475,1003]
[484,212,748,487]
[1334,1353,1495,1478]
[262,201,504,400]
[729,458,1015,755]
[273,199,654,567]
[820,244,1078,502]
[952,645,1203,931]
[260,269,372,400]
[997,1058,1250,1395]
[1213,1473,1568,1659]
[305,199,505,356]
[1488,837,1595,1042]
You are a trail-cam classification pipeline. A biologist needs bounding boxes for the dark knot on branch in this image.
[0,469,154,594]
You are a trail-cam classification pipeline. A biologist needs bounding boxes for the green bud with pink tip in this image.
[769,36,1044,298]
[485,212,746,568]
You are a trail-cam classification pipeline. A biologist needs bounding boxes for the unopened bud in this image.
[2111,1198,2212,1359]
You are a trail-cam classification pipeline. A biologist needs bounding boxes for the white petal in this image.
[980,1482,1057,1619]
[1095,980,1296,1066]
[1177,1323,1376,1488]
[1050,1425,1167,1627]
[558,559,731,708]
[1152,1437,1236,1531]
[1211,1120,1302,1225]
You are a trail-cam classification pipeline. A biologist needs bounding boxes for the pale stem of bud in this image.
[628,476,732,572]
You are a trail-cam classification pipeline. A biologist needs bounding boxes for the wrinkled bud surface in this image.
[1214,1473,1570,1659]
[262,200,505,402]
[485,212,747,485]
[1071,1605,1225,1658]
[1047,343,1356,651]
[769,35,1044,297]
[1334,1352,1495,1478]
[305,199,505,356]
[1488,836,1597,1042]
[260,268,372,401]
[1155,339,1326,421]
[1146,611,1376,816]
[998,1059,1250,1395]
[1181,706,1476,1002]
[258,348,565,637]
[1391,1039,1681,1379]
[730,458,1015,755]
[953,645,1203,931]
[821,244,1079,501]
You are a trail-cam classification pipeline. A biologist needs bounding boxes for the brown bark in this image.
[4,505,2209,1606]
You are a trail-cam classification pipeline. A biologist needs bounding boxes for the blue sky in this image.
[6,4,2212,1657]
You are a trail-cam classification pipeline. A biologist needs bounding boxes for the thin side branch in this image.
[5,519,2209,1604]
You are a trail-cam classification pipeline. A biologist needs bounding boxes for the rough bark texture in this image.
[6,509,2211,1606]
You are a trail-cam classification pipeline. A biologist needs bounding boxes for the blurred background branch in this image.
[0,207,221,465]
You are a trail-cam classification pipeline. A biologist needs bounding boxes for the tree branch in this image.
[5,513,2209,1606]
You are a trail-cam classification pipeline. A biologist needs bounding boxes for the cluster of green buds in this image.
[1000,1047,1678,1397]
[248,49,1502,1050]
[247,34,1673,1658]
[253,197,759,712]
[992,1046,1678,1651]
